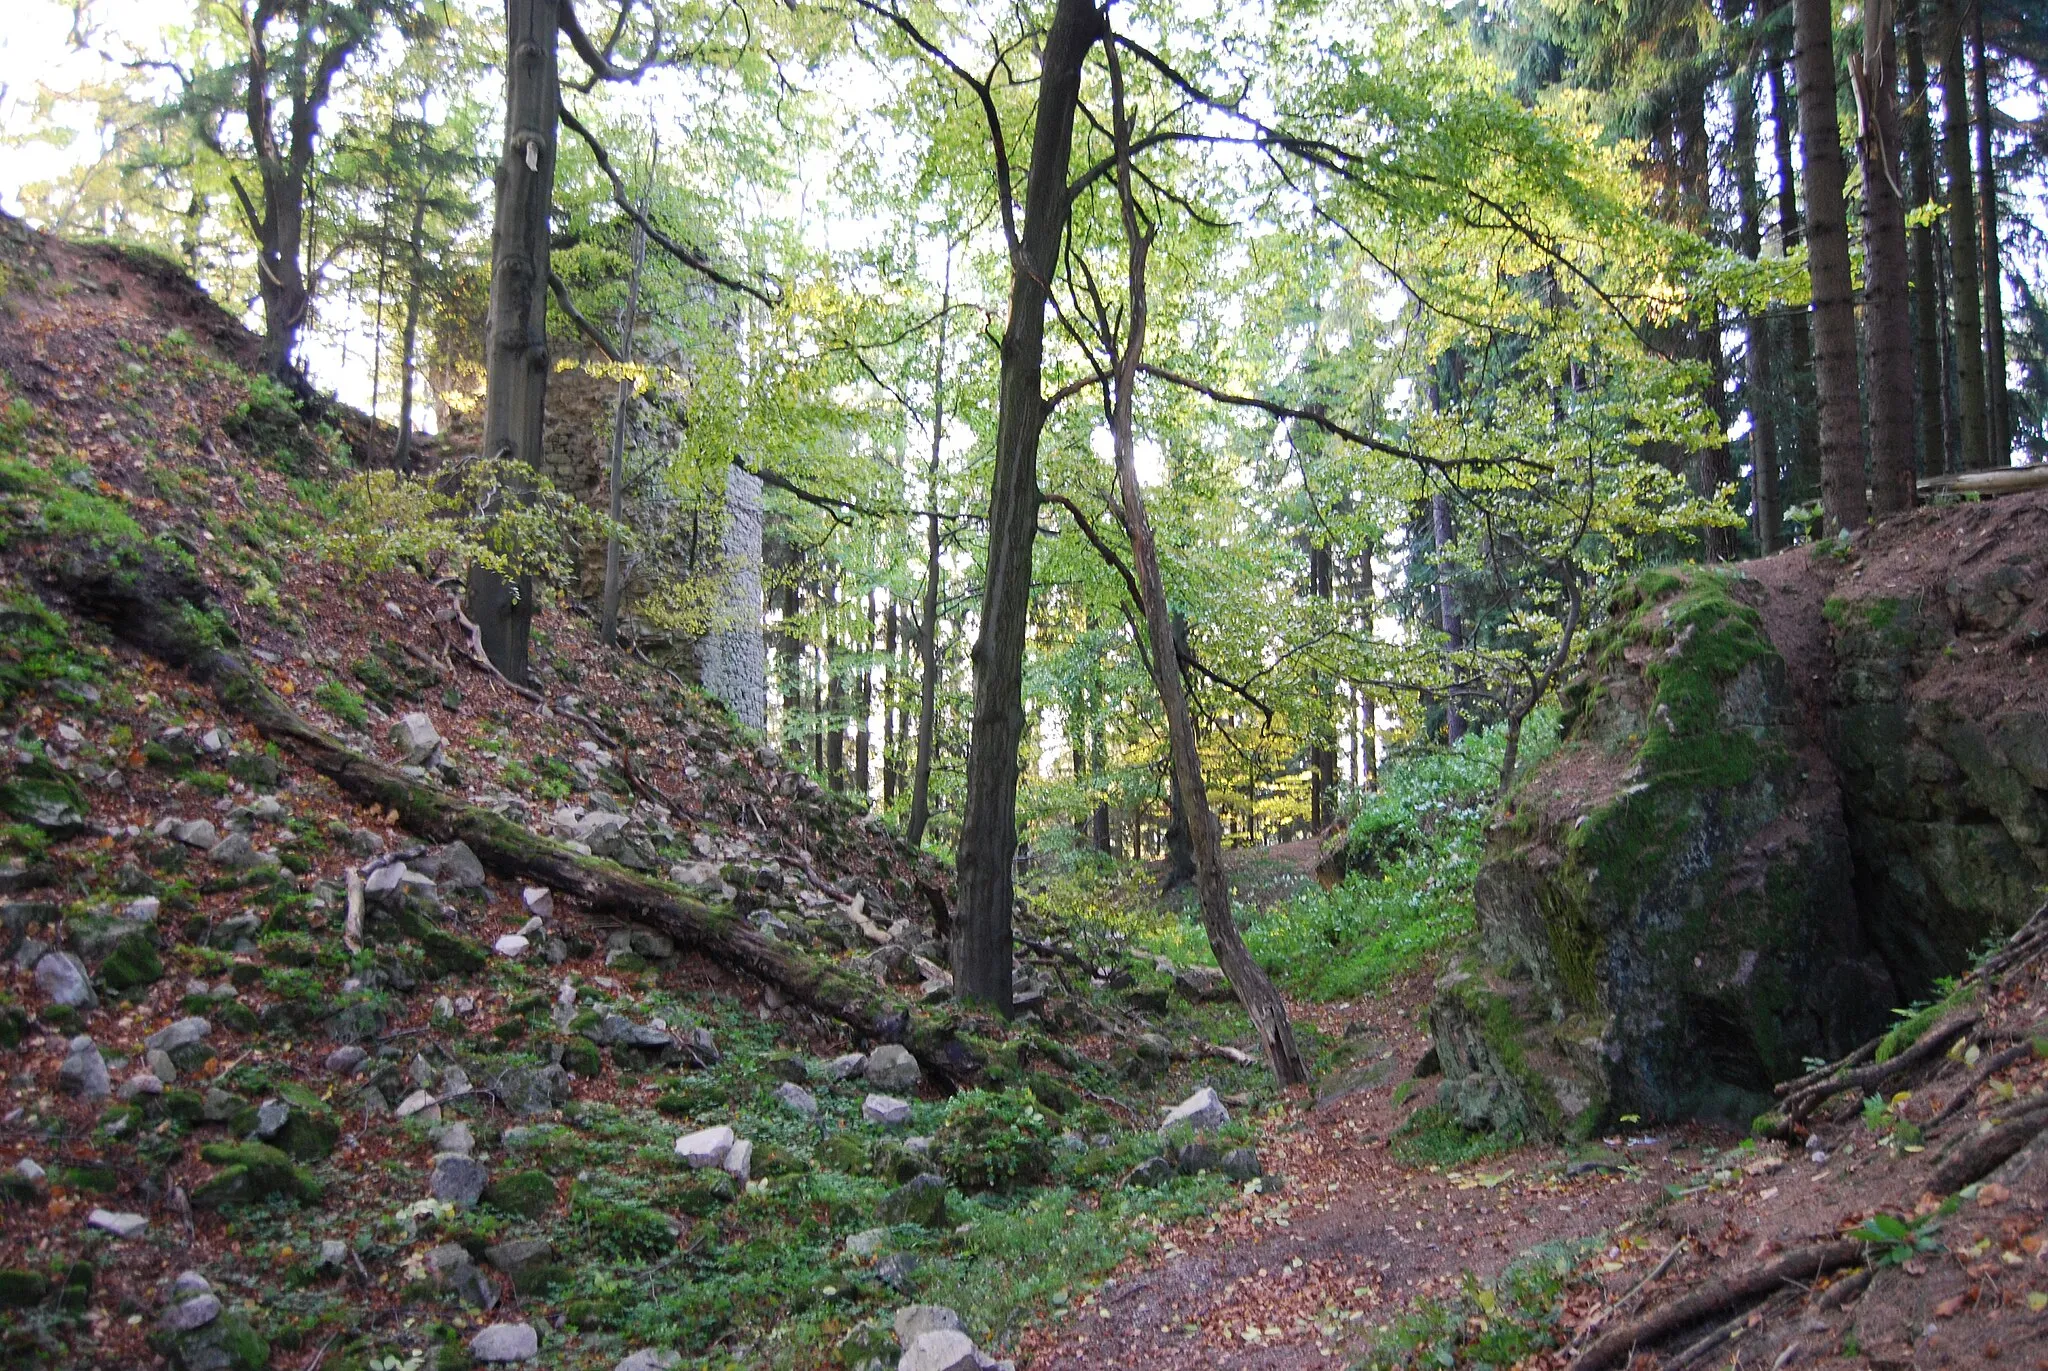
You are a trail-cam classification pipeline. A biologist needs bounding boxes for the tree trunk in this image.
[883,602,899,809]
[1859,0,1918,515]
[1431,493,1465,742]
[470,0,562,683]
[1100,41,1307,1084]
[825,582,843,789]
[1795,0,1870,532]
[1307,540,1336,828]
[1970,7,2008,463]
[600,203,650,647]
[1941,0,1989,471]
[778,572,803,752]
[856,591,874,802]
[391,191,429,471]
[1904,0,1949,477]
[1733,59,1782,552]
[952,0,1104,1015]
[906,261,953,849]
[1770,54,1823,510]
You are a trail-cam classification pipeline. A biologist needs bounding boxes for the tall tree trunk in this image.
[856,591,874,803]
[1359,547,1377,787]
[778,573,803,753]
[600,201,650,647]
[883,603,900,809]
[1770,55,1823,510]
[1858,0,1918,515]
[1431,493,1465,742]
[1940,0,1990,471]
[1795,0,1871,532]
[1904,0,1949,477]
[907,259,954,850]
[1307,540,1336,828]
[470,0,562,683]
[1970,7,2008,463]
[952,0,1104,1015]
[391,191,429,471]
[1101,40,1307,1085]
[1733,59,1782,552]
[825,580,844,790]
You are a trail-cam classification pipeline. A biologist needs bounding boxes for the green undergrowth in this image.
[1043,714,1555,1002]
[1388,1105,1522,1168]
[1357,1237,1603,1370]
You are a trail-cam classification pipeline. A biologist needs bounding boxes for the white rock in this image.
[169,1271,212,1299]
[774,1082,819,1119]
[172,819,219,849]
[517,916,544,938]
[87,1208,148,1238]
[615,1352,682,1371]
[522,886,554,919]
[493,934,530,958]
[894,1304,964,1348]
[863,1094,912,1127]
[35,951,96,1009]
[865,1044,922,1092]
[158,1293,222,1332]
[390,713,443,764]
[721,1138,753,1184]
[365,863,407,898]
[844,1227,888,1258]
[469,1321,539,1362]
[674,1125,736,1169]
[124,896,161,921]
[822,1052,868,1080]
[395,1088,441,1121]
[1159,1086,1230,1133]
[58,1037,110,1099]
[899,1329,979,1371]
[13,1158,46,1184]
[146,1017,212,1053]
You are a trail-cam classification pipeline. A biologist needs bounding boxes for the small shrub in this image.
[313,681,368,730]
[933,1088,1057,1193]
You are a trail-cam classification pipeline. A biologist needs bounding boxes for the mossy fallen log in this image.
[39,534,985,1083]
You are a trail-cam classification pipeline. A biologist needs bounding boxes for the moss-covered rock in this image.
[482,1169,556,1218]
[0,1268,49,1307]
[1446,569,1895,1133]
[191,1141,318,1208]
[98,930,164,991]
[0,758,87,837]
[153,1308,269,1371]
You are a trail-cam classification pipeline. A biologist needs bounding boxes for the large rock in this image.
[36,951,96,1009]
[429,1153,489,1208]
[470,1322,539,1362]
[674,1125,735,1169]
[390,713,442,764]
[1159,1087,1228,1133]
[865,1044,922,1092]
[1438,568,1898,1135]
[899,1330,979,1371]
[411,841,486,891]
[59,1036,110,1099]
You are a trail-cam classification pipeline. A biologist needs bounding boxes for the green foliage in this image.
[1849,1211,1945,1267]
[312,681,369,730]
[932,1089,1058,1193]
[0,590,104,711]
[1389,1106,1521,1168]
[311,458,624,603]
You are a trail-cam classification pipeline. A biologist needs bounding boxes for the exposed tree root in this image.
[1776,1013,1979,1124]
[1927,1042,2036,1130]
[1565,1240,1863,1371]
[1930,1099,2048,1194]
[43,538,988,1083]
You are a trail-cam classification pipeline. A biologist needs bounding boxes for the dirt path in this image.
[1021,979,1715,1369]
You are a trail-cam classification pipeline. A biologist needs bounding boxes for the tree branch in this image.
[548,271,623,361]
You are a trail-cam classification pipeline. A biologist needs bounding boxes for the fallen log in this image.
[1566,1240,1863,1371]
[42,535,986,1083]
[1776,1013,1979,1124]
[1929,1101,2048,1194]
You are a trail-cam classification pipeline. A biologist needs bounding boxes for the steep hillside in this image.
[0,215,1306,1371]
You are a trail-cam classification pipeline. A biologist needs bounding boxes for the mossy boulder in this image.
[0,1268,49,1307]
[0,758,87,837]
[153,1309,269,1371]
[191,1141,319,1208]
[98,930,164,991]
[482,1170,556,1218]
[1445,569,1895,1133]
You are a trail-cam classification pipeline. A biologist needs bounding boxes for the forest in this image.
[1,0,2047,1369]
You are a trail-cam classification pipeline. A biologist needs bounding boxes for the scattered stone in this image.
[427,1242,498,1309]
[483,1237,554,1276]
[1173,1140,1220,1175]
[207,913,262,950]
[1219,1147,1263,1181]
[169,1271,212,1300]
[900,1329,979,1371]
[86,1208,147,1238]
[876,1251,921,1292]
[822,1052,868,1080]
[865,1043,921,1092]
[522,886,553,919]
[430,1153,490,1208]
[364,863,407,902]
[35,951,96,1009]
[205,832,259,869]
[390,713,442,765]
[146,1048,179,1084]
[1172,964,1232,1002]
[120,1072,165,1101]
[1125,1156,1174,1189]
[470,1322,538,1363]
[124,895,162,922]
[894,1305,963,1347]
[615,1352,682,1371]
[774,1082,819,1120]
[675,1125,736,1169]
[679,1026,721,1067]
[146,1017,212,1054]
[158,1294,222,1333]
[172,819,219,849]
[324,1045,367,1076]
[864,1094,912,1127]
[58,1036,110,1099]
[722,1138,753,1184]
[877,1173,948,1227]
[413,841,485,891]
[395,1088,440,1122]
[1159,1087,1229,1133]
[251,1099,290,1140]
[493,934,530,958]
[13,1158,46,1185]
[431,1122,475,1157]
[316,1240,348,1271]
[201,1088,243,1123]
[845,1227,889,1258]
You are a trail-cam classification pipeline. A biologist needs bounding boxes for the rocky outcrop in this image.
[1436,496,2048,1135]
